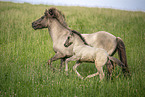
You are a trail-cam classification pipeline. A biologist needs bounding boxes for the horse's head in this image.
[32,7,67,30]
[64,32,74,47]
[32,8,55,30]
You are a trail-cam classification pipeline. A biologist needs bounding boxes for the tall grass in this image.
[0,1,145,97]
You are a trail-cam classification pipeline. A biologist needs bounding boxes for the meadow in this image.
[0,1,145,97]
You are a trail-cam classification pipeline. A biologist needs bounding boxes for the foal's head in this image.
[64,32,74,47]
[64,30,88,47]
[32,7,67,30]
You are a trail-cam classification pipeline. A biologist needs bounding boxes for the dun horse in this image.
[64,31,126,80]
[32,7,130,75]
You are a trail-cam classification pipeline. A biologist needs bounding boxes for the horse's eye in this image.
[68,37,70,39]
[41,16,44,19]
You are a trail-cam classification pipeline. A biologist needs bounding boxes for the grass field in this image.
[0,1,145,97]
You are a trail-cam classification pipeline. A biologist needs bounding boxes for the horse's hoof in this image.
[80,76,84,80]
[59,69,61,72]
[48,60,51,65]
[52,68,55,72]
[66,72,69,76]
[84,77,88,80]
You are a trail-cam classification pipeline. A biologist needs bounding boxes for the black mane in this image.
[48,8,88,46]
[49,7,68,29]
[71,30,88,45]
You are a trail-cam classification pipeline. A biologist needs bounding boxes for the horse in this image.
[32,7,130,75]
[64,31,126,80]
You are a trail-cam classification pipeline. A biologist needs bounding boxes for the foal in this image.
[64,30,125,80]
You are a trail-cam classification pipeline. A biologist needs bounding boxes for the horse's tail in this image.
[116,37,130,75]
[108,56,125,68]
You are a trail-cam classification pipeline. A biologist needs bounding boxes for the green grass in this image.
[0,1,145,97]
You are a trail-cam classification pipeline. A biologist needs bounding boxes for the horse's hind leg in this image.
[73,61,84,79]
[106,60,114,79]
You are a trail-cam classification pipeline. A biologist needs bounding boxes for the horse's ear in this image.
[44,8,55,18]
[44,9,49,17]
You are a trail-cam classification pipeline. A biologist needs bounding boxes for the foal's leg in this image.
[85,72,99,79]
[65,56,77,75]
[85,62,99,79]
[85,62,103,80]
[73,61,84,79]
[48,52,65,70]
[96,66,104,80]
[95,61,105,80]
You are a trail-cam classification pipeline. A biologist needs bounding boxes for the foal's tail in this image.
[108,56,126,68]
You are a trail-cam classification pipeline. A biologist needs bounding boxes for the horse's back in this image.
[82,31,117,55]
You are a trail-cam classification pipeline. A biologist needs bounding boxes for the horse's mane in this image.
[48,7,68,29]
[72,30,88,45]
[48,8,88,45]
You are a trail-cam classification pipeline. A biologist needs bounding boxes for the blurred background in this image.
[1,0,145,12]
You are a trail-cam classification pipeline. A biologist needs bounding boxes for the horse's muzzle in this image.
[32,22,37,30]
[64,44,69,47]
[64,42,72,47]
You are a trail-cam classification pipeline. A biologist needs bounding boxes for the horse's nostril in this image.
[32,22,35,25]
[32,22,36,25]
[32,22,37,27]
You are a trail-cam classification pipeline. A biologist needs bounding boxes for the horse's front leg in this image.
[59,58,66,71]
[48,52,65,70]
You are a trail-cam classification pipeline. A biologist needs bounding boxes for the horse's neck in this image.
[48,19,68,43]
[73,34,86,47]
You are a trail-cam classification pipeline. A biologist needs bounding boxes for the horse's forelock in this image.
[45,9,49,16]
[47,7,68,28]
